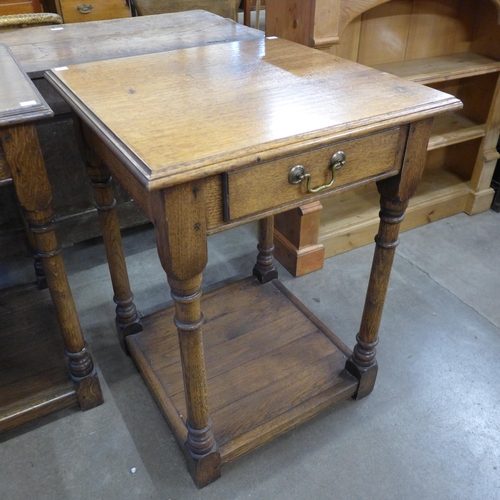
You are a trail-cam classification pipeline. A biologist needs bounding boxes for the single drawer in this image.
[56,0,130,23]
[225,127,406,221]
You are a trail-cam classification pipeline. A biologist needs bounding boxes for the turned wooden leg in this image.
[346,118,433,399]
[346,196,408,399]
[152,181,220,488]
[84,151,142,351]
[169,275,220,487]
[253,216,278,284]
[1,123,103,410]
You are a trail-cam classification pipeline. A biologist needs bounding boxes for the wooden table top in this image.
[0,11,262,77]
[46,37,461,191]
[0,44,52,127]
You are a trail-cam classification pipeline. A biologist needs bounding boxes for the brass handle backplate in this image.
[76,4,93,13]
[288,151,346,193]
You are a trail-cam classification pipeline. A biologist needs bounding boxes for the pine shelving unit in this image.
[266,0,500,258]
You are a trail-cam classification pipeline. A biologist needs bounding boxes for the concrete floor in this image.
[0,209,499,499]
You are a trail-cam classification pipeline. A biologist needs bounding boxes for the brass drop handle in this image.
[76,4,93,13]
[288,151,346,193]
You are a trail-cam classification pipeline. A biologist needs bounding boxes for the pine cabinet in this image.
[267,0,500,257]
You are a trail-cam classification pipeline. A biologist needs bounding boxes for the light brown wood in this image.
[132,0,239,20]
[46,34,460,486]
[227,127,404,220]
[266,0,500,258]
[0,0,42,15]
[357,0,412,65]
[373,52,500,84]
[54,0,130,23]
[46,39,458,191]
[127,278,358,463]
[273,201,325,276]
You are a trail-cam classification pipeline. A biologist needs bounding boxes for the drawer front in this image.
[57,0,130,23]
[226,127,406,221]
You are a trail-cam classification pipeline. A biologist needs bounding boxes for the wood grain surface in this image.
[0,44,52,126]
[46,37,461,190]
[1,11,263,76]
[127,278,358,463]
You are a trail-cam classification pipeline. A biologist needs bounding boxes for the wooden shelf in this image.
[373,52,500,84]
[319,169,471,258]
[0,283,78,432]
[126,277,358,464]
[428,112,485,151]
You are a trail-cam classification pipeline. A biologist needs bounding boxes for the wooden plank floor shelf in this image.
[0,284,77,432]
[127,277,358,464]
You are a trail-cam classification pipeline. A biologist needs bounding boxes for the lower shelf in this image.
[127,277,358,465]
[0,283,77,432]
[319,168,481,258]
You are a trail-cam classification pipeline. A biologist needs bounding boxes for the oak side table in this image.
[46,37,461,487]
[0,44,103,431]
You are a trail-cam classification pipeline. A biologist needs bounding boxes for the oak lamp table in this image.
[0,44,103,431]
[46,37,461,487]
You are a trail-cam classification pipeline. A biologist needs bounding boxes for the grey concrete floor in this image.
[1,210,499,499]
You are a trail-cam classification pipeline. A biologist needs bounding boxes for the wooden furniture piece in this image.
[266,0,500,259]
[242,0,263,28]
[0,11,263,262]
[131,0,239,21]
[0,0,42,15]
[53,0,130,23]
[0,44,103,432]
[46,35,460,486]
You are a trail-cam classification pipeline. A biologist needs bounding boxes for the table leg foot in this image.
[66,347,104,410]
[114,295,143,353]
[345,358,378,400]
[73,369,104,410]
[184,446,221,489]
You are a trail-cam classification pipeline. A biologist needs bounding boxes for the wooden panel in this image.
[373,52,500,84]
[324,14,362,60]
[471,0,500,60]
[357,0,412,65]
[428,73,498,127]
[127,277,358,463]
[405,0,475,59]
[133,0,238,19]
[0,283,78,432]
[265,0,315,46]
[428,112,485,151]
[55,0,130,23]
[227,127,404,220]
[0,0,42,14]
